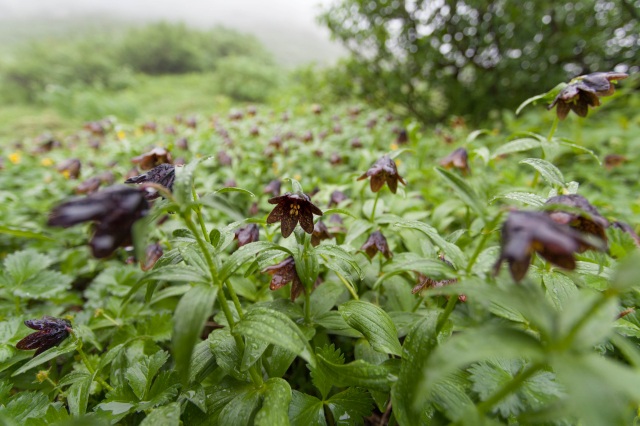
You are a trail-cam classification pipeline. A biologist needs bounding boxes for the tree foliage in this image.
[319,0,640,122]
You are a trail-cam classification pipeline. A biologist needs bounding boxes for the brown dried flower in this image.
[235,224,260,248]
[311,221,333,246]
[131,147,172,170]
[16,317,72,356]
[262,257,304,301]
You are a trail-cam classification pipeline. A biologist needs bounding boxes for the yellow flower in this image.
[117,130,126,141]
[62,170,71,179]
[294,174,301,181]
[8,152,21,164]
[390,143,399,151]
[134,129,143,137]
[36,370,49,383]
[41,158,53,166]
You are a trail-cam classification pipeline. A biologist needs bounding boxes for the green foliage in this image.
[1,74,640,426]
[319,0,640,122]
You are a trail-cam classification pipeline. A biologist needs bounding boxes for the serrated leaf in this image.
[339,300,402,356]
[310,344,344,399]
[140,402,181,426]
[235,307,315,367]
[542,271,578,310]
[172,284,217,383]
[435,167,485,219]
[3,250,52,286]
[255,378,292,426]
[1,391,49,423]
[13,270,72,299]
[491,138,540,159]
[520,158,565,188]
[126,351,169,400]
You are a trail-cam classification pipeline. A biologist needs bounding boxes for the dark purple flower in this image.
[74,177,102,195]
[358,155,406,193]
[328,190,348,207]
[396,129,409,145]
[311,221,333,246]
[57,158,82,179]
[494,211,599,282]
[235,224,260,247]
[264,179,282,197]
[16,316,72,356]
[439,148,470,175]
[548,72,628,120]
[267,192,323,238]
[262,257,304,301]
[217,151,233,166]
[125,164,175,200]
[545,194,609,251]
[361,230,392,259]
[48,186,150,258]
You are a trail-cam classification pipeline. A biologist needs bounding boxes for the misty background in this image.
[0,0,344,66]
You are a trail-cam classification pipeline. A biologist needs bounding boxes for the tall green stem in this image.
[370,191,381,222]
[192,187,210,243]
[76,342,114,392]
[531,115,560,187]
[466,211,504,274]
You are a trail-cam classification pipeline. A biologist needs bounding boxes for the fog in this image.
[0,0,344,65]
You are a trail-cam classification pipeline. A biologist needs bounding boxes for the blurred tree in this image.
[319,0,640,122]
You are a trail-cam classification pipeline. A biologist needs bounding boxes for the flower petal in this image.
[266,202,285,224]
[281,214,298,238]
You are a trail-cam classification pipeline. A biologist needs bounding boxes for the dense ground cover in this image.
[0,75,640,425]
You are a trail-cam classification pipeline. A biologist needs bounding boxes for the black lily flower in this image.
[545,194,609,251]
[16,316,72,356]
[262,257,304,301]
[48,186,150,258]
[396,128,409,145]
[440,148,471,175]
[235,224,260,248]
[358,155,406,193]
[494,211,598,282]
[311,221,333,246]
[361,230,392,259]
[267,192,323,238]
[548,72,628,120]
[125,163,175,200]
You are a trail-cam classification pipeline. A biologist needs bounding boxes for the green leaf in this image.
[491,138,540,159]
[326,387,374,426]
[241,337,268,372]
[310,280,346,318]
[235,307,315,367]
[67,374,92,416]
[173,159,199,205]
[316,353,396,392]
[519,158,565,188]
[542,271,578,310]
[13,270,72,300]
[124,264,209,303]
[392,314,439,426]
[140,402,181,426]
[199,193,245,221]
[0,225,55,241]
[315,245,362,278]
[3,250,52,286]
[220,241,292,281]
[294,246,320,291]
[208,328,249,382]
[314,311,363,338]
[557,139,601,165]
[515,82,565,115]
[393,221,466,267]
[126,351,169,400]
[288,391,326,426]
[255,378,292,426]
[218,386,263,426]
[189,340,218,384]
[469,359,563,418]
[344,220,373,246]
[490,191,547,207]
[0,391,49,423]
[435,167,485,219]
[172,284,217,383]
[12,340,77,376]
[214,187,256,197]
[551,353,640,426]
[322,208,356,219]
[338,300,402,356]
[264,345,298,378]
[310,345,344,399]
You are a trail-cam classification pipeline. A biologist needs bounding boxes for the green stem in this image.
[561,290,614,349]
[370,191,381,222]
[476,362,544,415]
[466,211,504,274]
[76,344,114,392]
[532,116,559,187]
[304,288,312,324]
[435,295,458,336]
[320,254,359,300]
[192,186,210,243]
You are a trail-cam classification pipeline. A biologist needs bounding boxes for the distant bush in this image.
[215,56,282,102]
[0,22,274,103]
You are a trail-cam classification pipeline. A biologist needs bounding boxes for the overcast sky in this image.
[0,0,343,65]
